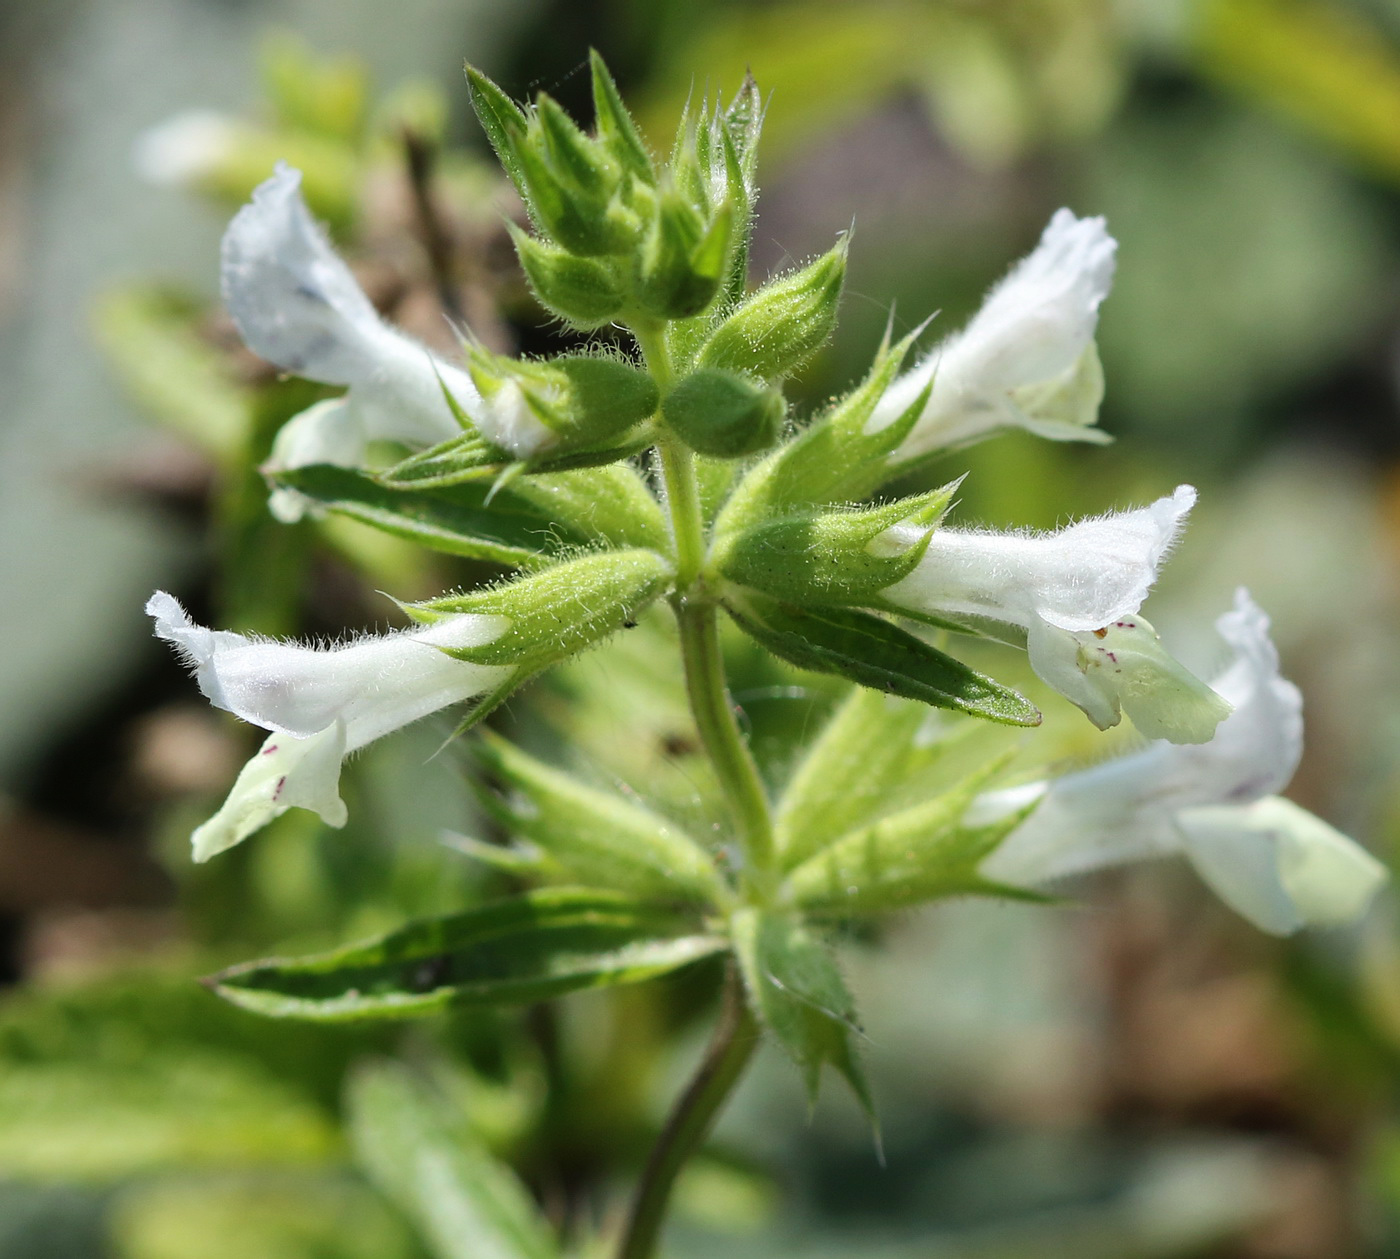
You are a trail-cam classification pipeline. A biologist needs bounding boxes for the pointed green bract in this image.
[348,1061,559,1259]
[589,48,654,182]
[698,238,847,380]
[732,910,874,1120]
[777,688,976,871]
[784,756,1035,916]
[715,325,931,535]
[715,486,956,604]
[209,889,725,1020]
[725,595,1041,727]
[464,64,530,193]
[412,548,672,672]
[473,732,724,904]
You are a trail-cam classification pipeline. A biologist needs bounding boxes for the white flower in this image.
[979,590,1387,935]
[869,209,1116,460]
[222,164,554,519]
[881,485,1228,742]
[147,591,512,861]
[134,110,241,187]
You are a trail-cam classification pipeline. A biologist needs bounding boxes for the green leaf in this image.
[268,464,577,566]
[776,687,976,871]
[209,889,725,1021]
[473,731,724,904]
[784,756,1037,916]
[348,1060,558,1259]
[590,49,655,183]
[731,909,873,1119]
[725,596,1040,727]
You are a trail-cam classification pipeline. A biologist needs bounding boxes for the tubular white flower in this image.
[979,590,1387,935]
[881,486,1226,742]
[222,164,554,514]
[147,591,512,860]
[869,209,1116,460]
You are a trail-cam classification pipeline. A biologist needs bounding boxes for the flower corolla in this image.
[880,485,1228,743]
[223,164,555,519]
[147,591,511,861]
[869,209,1116,461]
[979,590,1387,934]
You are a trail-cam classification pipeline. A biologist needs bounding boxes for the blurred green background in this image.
[4,0,1400,1255]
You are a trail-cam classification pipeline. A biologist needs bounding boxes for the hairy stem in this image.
[617,966,759,1259]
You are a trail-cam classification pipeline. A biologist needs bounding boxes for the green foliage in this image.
[731,910,873,1117]
[776,687,979,870]
[471,731,724,904]
[268,464,579,567]
[725,595,1041,727]
[784,754,1034,916]
[348,1061,558,1259]
[209,888,725,1020]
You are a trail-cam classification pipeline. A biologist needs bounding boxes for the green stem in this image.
[675,602,777,886]
[617,966,759,1259]
[630,318,778,890]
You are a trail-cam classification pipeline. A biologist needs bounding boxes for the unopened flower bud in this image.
[662,368,785,458]
[699,237,847,380]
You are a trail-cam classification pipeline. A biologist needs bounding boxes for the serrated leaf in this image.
[784,755,1036,916]
[348,1060,557,1259]
[776,687,976,871]
[209,889,725,1021]
[269,464,576,566]
[725,596,1040,727]
[731,910,873,1120]
[474,732,724,904]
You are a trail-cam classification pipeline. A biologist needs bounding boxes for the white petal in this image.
[870,210,1116,457]
[883,485,1194,634]
[1178,797,1386,935]
[147,592,512,750]
[133,109,239,186]
[983,592,1320,905]
[191,725,349,862]
[1027,615,1230,742]
[221,164,475,450]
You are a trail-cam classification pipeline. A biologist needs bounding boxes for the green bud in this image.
[662,368,786,458]
[509,224,625,328]
[589,49,654,183]
[409,548,672,673]
[468,348,658,450]
[698,237,847,380]
[636,191,733,320]
[715,487,955,605]
[518,95,634,256]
